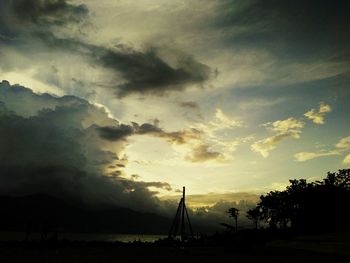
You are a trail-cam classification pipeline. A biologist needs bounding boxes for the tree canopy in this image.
[246,169,350,232]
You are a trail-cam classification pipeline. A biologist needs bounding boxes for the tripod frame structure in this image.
[168,187,194,242]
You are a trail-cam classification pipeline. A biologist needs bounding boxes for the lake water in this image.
[0,232,167,243]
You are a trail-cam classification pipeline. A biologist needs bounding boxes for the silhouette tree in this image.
[255,169,350,232]
[246,206,262,229]
[227,207,239,232]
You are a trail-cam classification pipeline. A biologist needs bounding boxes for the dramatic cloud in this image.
[252,117,305,157]
[97,123,201,145]
[98,107,249,163]
[1,0,350,218]
[0,80,173,212]
[0,0,212,98]
[0,0,88,42]
[44,37,212,98]
[3,0,87,25]
[304,102,332,124]
[97,124,135,141]
[99,47,212,97]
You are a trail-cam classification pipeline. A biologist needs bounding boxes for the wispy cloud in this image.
[210,108,244,131]
[252,102,333,158]
[294,151,340,162]
[294,135,350,162]
[184,108,247,162]
[251,117,305,157]
[195,108,244,138]
[251,133,292,158]
[304,102,331,124]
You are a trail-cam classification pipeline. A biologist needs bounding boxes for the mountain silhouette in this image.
[0,194,171,234]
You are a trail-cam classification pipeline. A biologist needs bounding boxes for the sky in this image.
[0,0,350,221]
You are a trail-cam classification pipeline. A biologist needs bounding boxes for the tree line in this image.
[228,169,350,233]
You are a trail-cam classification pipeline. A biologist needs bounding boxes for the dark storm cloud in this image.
[120,180,172,192]
[97,124,136,141]
[98,47,212,97]
[40,35,213,97]
[0,0,212,98]
[0,81,172,212]
[97,121,227,163]
[215,0,350,61]
[0,0,88,38]
[97,122,202,145]
[9,0,87,25]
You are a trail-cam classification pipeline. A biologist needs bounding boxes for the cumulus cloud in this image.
[0,80,174,212]
[264,117,305,135]
[304,102,331,124]
[252,117,304,157]
[336,136,350,149]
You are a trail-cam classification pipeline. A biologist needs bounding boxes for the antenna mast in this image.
[168,186,194,242]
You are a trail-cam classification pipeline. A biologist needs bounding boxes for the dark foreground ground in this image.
[1,233,349,263]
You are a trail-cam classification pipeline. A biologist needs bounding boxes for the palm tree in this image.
[227,207,239,232]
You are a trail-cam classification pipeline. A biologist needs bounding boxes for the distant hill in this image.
[0,194,172,234]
